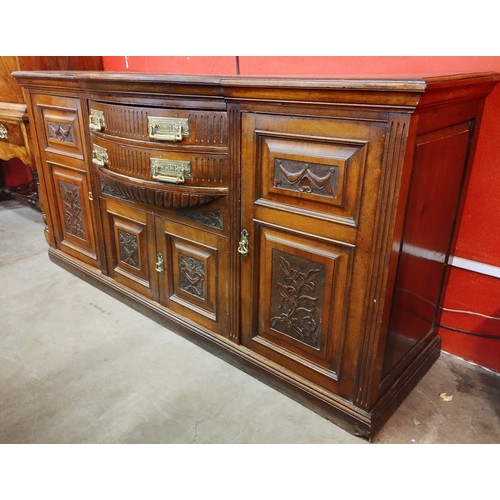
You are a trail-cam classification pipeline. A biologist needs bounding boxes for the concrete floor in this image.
[0,199,499,444]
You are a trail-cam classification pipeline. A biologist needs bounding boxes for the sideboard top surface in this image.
[12,71,500,108]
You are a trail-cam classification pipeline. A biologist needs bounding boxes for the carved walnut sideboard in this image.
[13,70,499,439]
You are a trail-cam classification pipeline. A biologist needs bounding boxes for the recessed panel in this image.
[37,98,84,158]
[252,225,352,380]
[157,219,229,336]
[258,133,367,225]
[49,163,97,265]
[101,199,158,300]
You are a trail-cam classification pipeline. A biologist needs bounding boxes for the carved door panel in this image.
[156,218,229,337]
[48,163,98,266]
[101,198,159,300]
[240,112,386,393]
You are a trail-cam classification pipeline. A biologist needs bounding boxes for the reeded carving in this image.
[118,229,139,268]
[270,250,325,349]
[177,209,223,230]
[179,255,205,298]
[93,103,227,145]
[100,179,133,202]
[58,180,86,239]
[48,121,74,143]
[274,158,339,198]
[96,168,222,209]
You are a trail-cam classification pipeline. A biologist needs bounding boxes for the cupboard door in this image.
[240,112,386,393]
[101,198,159,300]
[48,162,98,267]
[156,219,229,337]
[242,223,352,389]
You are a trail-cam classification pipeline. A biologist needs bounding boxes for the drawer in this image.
[91,136,229,187]
[88,101,228,148]
[92,136,228,210]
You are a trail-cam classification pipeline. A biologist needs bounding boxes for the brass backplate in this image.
[150,158,192,184]
[148,116,190,141]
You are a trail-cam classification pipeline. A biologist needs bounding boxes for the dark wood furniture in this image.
[0,57,102,206]
[14,70,499,439]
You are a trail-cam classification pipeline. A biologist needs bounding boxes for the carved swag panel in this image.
[48,121,74,143]
[274,158,339,198]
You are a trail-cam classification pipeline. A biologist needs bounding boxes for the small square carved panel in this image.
[47,121,74,143]
[118,229,140,269]
[178,254,206,298]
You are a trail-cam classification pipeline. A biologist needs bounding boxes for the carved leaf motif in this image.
[58,180,86,240]
[118,230,139,268]
[179,255,205,298]
[270,252,324,348]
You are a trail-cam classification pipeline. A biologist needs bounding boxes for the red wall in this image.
[101,56,500,371]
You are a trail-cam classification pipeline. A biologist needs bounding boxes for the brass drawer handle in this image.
[150,158,191,184]
[89,109,106,132]
[148,117,190,142]
[92,144,109,167]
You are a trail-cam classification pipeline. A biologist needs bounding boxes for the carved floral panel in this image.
[58,180,86,240]
[179,254,205,298]
[270,249,326,349]
[118,229,139,268]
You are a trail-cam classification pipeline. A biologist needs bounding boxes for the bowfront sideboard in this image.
[13,70,498,439]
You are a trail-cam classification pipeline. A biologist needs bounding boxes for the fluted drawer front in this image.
[88,101,228,148]
[91,137,229,187]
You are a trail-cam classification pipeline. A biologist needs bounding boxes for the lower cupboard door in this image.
[101,198,159,300]
[156,218,229,337]
[241,224,353,390]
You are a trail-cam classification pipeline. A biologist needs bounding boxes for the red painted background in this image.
[105,56,500,372]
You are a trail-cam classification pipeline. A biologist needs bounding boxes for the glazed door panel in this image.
[101,198,159,300]
[48,162,98,266]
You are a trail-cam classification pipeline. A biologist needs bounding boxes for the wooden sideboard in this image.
[13,70,499,439]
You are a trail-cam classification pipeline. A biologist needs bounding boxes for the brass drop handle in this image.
[155,252,164,273]
[238,229,249,257]
[92,144,109,167]
[89,109,106,132]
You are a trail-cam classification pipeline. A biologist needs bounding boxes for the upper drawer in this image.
[88,101,228,148]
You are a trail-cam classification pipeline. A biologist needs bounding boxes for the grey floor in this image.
[1,198,499,444]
